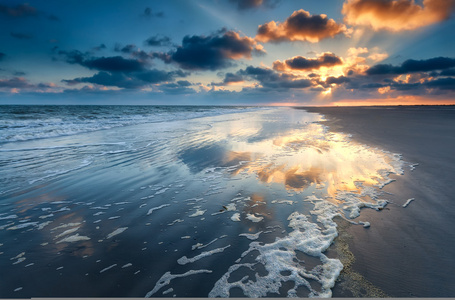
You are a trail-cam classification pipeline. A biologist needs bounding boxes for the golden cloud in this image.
[342,0,455,31]
[256,9,348,43]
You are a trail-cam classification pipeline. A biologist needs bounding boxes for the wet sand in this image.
[301,106,455,297]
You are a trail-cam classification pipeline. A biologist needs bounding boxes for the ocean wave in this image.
[0,105,265,143]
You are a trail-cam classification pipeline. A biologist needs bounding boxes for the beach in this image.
[0,105,452,297]
[303,106,455,297]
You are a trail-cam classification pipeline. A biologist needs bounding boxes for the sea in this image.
[0,105,422,297]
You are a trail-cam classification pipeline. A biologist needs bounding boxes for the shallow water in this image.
[0,106,412,297]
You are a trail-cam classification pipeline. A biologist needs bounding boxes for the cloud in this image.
[342,0,455,31]
[228,0,280,10]
[155,29,266,70]
[239,66,313,89]
[0,77,33,88]
[83,56,147,73]
[60,50,148,73]
[10,32,33,39]
[63,69,186,89]
[440,68,455,76]
[273,52,343,71]
[255,9,348,43]
[142,7,164,18]
[325,75,351,85]
[158,81,196,94]
[0,3,37,17]
[366,57,455,75]
[0,52,5,61]
[211,72,245,86]
[92,44,107,51]
[0,77,56,93]
[145,35,172,47]
[424,77,455,90]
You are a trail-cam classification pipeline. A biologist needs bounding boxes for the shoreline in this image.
[300,106,455,297]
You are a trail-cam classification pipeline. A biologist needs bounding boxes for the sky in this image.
[0,0,455,106]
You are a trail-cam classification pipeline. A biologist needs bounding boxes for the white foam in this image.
[239,232,262,240]
[145,269,213,297]
[189,209,206,217]
[192,238,219,250]
[100,264,117,273]
[106,227,128,239]
[177,245,230,265]
[271,199,295,205]
[209,210,342,297]
[7,222,38,230]
[403,198,415,208]
[52,222,81,231]
[14,287,23,292]
[162,288,174,295]
[246,213,263,223]
[54,227,80,239]
[154,188,170,195]
[39,213,54,219]
[37,221,52,230]
[231,213,241,222]
[168,219,184,226]
[56,234,90,244]
[0,214,18,220]
[12,257,26,265]
[147,204,170,215]
[122,263,132,268]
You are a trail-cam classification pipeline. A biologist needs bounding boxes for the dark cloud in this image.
[92,44,106,51]
[150,52,172,63]
[63,72,143,89]
[425,77,455,90]
[0,77,55,91]
[211,72,244,86]
[114,44,152,61]
[0,3,38,17]
[60,50,147,73]
[63,69,186,90]
[145,35,172,47]
[440,68,455,76]
[177,80,192,87]
[256,9,348,43]
[155,29,265,70]
[0,52,5,61]
[115,44,136,53]
[366,57,455,75]
[83,56,146,73]
[142,7,164,18]
[342,0,455,31]
[325,75,350,85]
[10,32,33,39]
[159,82,196,94]
[239,66,313,89]
[135,69,178,83]
[229,0,280,10]
[0,77,32,88]
[273,53,343,71]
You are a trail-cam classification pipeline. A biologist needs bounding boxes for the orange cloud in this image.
[256,9,348,43]
[342,0,455,31]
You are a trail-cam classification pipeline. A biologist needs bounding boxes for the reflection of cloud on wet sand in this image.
[218,119,402,202]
